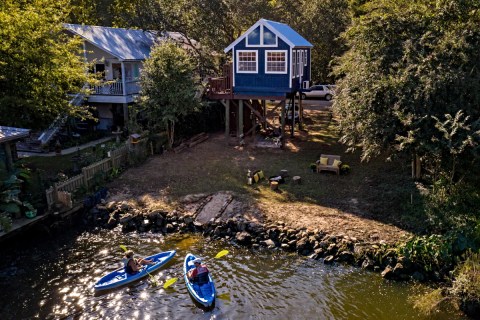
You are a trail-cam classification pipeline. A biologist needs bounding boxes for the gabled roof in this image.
[224,19,312,53]
[64,24,168,61]
[0,126,30,143]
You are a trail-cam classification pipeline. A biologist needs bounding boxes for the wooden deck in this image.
[0,214,50,241]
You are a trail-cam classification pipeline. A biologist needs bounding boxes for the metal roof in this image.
[0,126,30,143]
[64,24,162,61]
[224,19,313,53]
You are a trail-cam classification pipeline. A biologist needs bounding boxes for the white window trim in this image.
[292,51,296,79]
[265,50,288,74]
[304,50,308,66]
[236,50,258,74]
[246,25,278,47]
[297,50,301,77]
[245,26,261,47]
[300,51,304,77]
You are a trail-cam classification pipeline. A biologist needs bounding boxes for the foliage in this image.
[0,0,94,129]
[0,212,13,232]
[309,163,317,170]
[0,170,37,218]
[450,250,480,317]
[397,234,455,273]
[425,179,480,236]
[332,0,480,180]
[298,0,350,82]
[340,164,351,175]
[139,41,201,148]
[411,288,446,316]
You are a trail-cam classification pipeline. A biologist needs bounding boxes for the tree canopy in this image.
[139,41,201,148]
[0,0,92,129]
[333,0,480,182]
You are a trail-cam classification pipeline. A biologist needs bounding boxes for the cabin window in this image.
[299,51,303,76]
[304,50,308,66]
[265,50,287,74]
[237,50,258,73]
[263,26,277,46]
[247,26,261,46]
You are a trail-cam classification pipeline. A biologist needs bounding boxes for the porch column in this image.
[225,100,230,145]
[121,62,126,96]
[238,100,244,138]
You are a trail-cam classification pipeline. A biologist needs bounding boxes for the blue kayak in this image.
[94,250,176,291]
[184,253,216,308]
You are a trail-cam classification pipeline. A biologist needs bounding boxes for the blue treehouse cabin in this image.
[207,19,313,147]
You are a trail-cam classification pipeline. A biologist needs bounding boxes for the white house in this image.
[64,24,190,131]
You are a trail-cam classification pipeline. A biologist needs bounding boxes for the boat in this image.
[94,250,176,291]
[184,253,216,308]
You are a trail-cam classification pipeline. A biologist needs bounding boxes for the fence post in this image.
[82,167,89,189]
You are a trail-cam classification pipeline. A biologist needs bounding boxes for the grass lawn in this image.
[107,106,428,240]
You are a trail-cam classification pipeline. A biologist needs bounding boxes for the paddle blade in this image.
[119,245,128,252]
[163,277,178,289]
[215,250,229,259]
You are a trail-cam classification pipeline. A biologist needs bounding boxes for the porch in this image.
[88,79,140,104]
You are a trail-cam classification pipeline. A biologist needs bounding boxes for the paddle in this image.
[163,250,229,289]
[119,245,159,286]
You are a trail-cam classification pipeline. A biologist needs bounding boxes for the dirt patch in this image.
[107,106,416,245]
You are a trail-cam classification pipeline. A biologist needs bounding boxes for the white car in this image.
[299,84,335,101]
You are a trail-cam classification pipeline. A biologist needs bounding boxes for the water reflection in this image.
[0,228,466,320]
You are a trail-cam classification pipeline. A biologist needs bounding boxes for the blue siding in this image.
[233,37,291,96]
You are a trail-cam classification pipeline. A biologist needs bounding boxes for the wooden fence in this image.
[45,144,131,210]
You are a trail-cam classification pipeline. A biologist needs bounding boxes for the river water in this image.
[0,225,465,319]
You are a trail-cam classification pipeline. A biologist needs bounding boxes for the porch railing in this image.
[92,80,140,96]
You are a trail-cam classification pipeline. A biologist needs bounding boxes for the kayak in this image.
[184,253,216,308]
[94,250,176,291]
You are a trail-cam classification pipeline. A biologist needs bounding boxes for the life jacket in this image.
[123,258,137,275]
[191,265,209,285]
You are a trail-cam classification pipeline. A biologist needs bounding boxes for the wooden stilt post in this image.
[225,99,230,145]
[238,99,244,140]
[262,100,267,129]
[291,95,295,137]
[280,99,286,148]
[299,92,303,130]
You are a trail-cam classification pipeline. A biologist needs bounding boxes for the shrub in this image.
[450,250,480,317]
[340,164,350,175]
[0,212,13,232]
[309,163,317,170]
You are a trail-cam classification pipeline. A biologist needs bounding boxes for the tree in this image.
[298,0,350,83]
[0,0,93,129]
[332,0,480,183]
[139,41,201,148]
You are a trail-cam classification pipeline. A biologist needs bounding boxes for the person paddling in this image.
[187,258,209,285]
[122,250,154,275]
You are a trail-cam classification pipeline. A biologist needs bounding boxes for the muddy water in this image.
[0,227,465,319]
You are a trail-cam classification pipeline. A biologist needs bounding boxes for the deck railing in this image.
[92,80,140,96]
[206,63,232,96]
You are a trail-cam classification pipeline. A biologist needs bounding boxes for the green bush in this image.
[340,164,351,175]
[451,250,480,317]
[397,234,455,273]
[0,212,13,232]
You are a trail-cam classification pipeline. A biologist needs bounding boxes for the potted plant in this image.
[340,164,351,175]
[309,163,317,172]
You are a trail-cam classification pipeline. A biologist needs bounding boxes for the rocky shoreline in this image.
[85,192,442,283]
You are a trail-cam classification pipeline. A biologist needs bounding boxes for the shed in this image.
[0,126,30,172]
